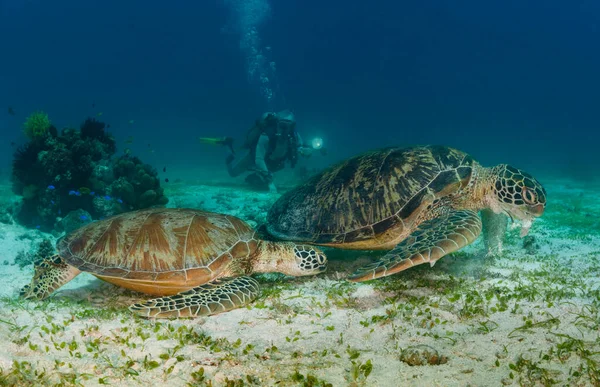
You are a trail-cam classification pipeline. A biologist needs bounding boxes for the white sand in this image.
[0,178,598,386]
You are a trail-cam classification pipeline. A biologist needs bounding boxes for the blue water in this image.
[0,0,598,181]
[1,3,599,385]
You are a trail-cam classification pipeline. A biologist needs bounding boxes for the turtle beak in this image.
[517,204,544,237]
[528,204,545,217]
[503,208,536,237]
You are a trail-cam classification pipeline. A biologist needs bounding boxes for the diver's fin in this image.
[129,276,260,318]
[199,136,234,154]
[198,136,223,144]
[348,210,482,282]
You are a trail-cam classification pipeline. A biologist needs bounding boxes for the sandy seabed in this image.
[0,176,598,387]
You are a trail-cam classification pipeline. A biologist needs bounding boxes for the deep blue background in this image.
[1,0,598,181]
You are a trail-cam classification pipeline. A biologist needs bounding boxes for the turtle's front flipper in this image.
[129,276,260,318]
[348,210,482,282]
[20,255,81,300]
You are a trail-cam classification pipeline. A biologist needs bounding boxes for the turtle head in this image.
[490,164,546,236]
[290,244,327,276]
[254,242,327,276]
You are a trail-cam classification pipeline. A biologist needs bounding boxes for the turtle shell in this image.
[58,208,258,294]
[267,145,475,244]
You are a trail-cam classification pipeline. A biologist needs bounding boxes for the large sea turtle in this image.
[20,208,327,318]
[266,145,546,282]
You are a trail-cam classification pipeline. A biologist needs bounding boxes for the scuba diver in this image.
[200,110,323,193]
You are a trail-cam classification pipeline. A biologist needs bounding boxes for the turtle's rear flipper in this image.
[129,276,260,318]
[348,210,482,282]
[20,254,81,300]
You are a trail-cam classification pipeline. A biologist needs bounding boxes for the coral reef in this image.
[56,209,93,234]
[110,155,168,210]
[14,238,54,269]
[11,115,168,230]
[79,117,116,154]
[22,111,53,140]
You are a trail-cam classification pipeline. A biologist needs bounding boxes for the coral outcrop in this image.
[11,114,168,230]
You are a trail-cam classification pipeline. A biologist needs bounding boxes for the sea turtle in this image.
[266,145,546,282]
[20,208,327,318]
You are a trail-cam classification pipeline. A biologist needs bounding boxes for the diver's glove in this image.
[299,146,314,157]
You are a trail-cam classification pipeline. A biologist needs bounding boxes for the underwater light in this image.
[311,137,323,150]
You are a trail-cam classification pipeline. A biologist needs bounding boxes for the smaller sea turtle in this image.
[20,208,327,318]
[266,145,546,282]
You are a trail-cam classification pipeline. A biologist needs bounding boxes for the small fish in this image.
[47,185,55,190]
[8,107,15,116]
[51,200,55,205]
[163,167,166,172]
[106,124,111,128]
[129,120,135,124]
[104,195,111,200]
[10,141,16,147]
[125,136,134,144]
[35,225,40,229]
[58,209,62,215]
[79,215,89,221]
[92,102,95,108]
[68,190,77,196]
[97,112,103,116]
[117,198,123,204]
[90,191,95,196]
[75,191,82,197]
[124,148,131,155]
[165,178,169,183]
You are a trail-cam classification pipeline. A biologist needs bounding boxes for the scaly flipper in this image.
[348,210,482,282]
[20,254,81,300]
[129,276,260,318]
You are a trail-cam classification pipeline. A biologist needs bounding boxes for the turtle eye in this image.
[522,187,536,205]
